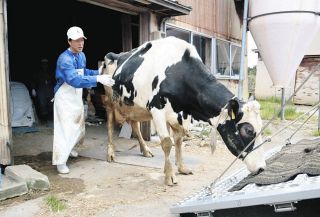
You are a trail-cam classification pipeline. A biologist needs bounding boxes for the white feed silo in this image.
[248,0,320,88]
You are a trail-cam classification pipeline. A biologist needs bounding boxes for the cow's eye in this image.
[246,127,254,136]
[238,122,255,137]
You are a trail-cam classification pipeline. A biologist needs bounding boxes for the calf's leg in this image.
[131,121,153,158]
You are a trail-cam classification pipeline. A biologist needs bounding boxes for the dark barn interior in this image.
[7,0,139,121]
[7,0,139,92]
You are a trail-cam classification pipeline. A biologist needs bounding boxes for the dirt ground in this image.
[0,105,319,217]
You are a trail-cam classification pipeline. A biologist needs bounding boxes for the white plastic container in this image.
[249,0,320,87]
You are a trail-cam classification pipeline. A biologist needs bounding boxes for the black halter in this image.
[217,119,255,160]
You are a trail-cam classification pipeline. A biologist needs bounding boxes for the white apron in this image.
[52,69,85,165]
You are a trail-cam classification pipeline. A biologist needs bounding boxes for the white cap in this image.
[67,26,87,40]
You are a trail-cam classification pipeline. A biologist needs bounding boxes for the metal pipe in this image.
[318,76,320,132]
[280,88,285,120]
[238,0,249,100]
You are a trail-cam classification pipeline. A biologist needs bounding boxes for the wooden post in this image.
[139,12,151,141]
[0,0,12,165]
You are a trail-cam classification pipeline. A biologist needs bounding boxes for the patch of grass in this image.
[258,97,280,120]
[258,97,303,120]
[46,195,67,212]
[263,128,272,136]
[284,106,303,120]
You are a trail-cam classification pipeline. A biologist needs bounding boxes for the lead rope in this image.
[205,66,317,195]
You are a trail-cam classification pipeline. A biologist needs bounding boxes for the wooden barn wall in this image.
[168,0,241,42]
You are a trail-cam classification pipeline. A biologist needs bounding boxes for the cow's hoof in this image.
[165,175,178,186]
[178,166,193,175]
[107,147,115,162]
[106,153,115,162]
[106,156,114,162]
[143,150,154,158]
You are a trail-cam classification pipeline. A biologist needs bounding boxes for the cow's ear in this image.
[228,99,243,123]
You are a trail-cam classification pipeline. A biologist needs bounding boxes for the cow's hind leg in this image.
[131,121,153,158]
[172,127,192,175]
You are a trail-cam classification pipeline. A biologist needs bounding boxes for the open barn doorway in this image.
[6,0,139,156]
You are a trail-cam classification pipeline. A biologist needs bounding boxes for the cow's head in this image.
[217,97,266,174]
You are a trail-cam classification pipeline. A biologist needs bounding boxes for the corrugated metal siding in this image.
[215,0,230,38]
[293,57,320,106]
[168,0,241,42]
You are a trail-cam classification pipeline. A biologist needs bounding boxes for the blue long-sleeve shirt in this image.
[54,49,99,93]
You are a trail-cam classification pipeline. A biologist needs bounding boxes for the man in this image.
[53,26,114,174]
[31,58,54,123]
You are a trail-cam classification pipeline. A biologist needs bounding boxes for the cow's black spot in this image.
[135,90,137,97]
[183,49,191,61]
[152,76,159,91]
[113,43,152,106]
[117,49,137,66]
[183,111,188,120]
[148,94,167,110]
[155,54,234,123]
[124,97,134,106]
[140,43,152,55]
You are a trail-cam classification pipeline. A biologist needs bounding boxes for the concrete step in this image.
[0,164,50,201]
[5,165,50,190]
[0,174,28,201]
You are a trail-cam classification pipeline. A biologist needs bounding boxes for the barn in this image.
[0,0,246,173]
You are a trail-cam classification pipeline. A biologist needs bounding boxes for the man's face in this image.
[68,38,85,53]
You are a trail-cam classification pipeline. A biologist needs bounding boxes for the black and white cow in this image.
[103,36,266,186]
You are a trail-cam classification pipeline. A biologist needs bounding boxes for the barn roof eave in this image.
[120,0,192,16]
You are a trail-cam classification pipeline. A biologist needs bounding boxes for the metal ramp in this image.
[170,147,320,216]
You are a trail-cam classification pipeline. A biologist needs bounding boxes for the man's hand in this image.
[97,75,115,87]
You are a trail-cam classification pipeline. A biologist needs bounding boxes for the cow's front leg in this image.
[173,132,192,175]
[106,106,115,162]
[131,121,153,158]
[161,137,177,186]
[152,110,177,185]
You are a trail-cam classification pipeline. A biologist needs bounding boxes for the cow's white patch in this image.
[119,37,201,107]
